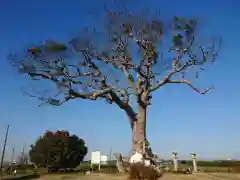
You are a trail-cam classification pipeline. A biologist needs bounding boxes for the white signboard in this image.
[100,154,108,165]
[91,151,101,164]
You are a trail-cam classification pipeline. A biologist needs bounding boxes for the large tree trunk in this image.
[132,104,147,155]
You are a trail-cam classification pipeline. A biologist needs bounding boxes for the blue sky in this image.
[0,0,239,161]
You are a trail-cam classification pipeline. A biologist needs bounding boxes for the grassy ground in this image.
[38,172,240,180]
[3,169,240,180]
[2,174,40,180]
[2,162,240,180]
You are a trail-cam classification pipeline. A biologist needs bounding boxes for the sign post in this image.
[91,151,101,171]
[91,151,108,172]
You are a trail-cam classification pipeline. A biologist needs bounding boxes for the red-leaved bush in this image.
[128,163,163,180]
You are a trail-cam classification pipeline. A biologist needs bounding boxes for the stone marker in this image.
[172,152,178,172]
[191,152,198,172]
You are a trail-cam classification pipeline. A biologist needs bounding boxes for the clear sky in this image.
[0,0,239,161]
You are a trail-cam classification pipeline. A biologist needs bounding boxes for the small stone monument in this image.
[191,152,198,172]
[172,152,178,172]
[114,152,130,172]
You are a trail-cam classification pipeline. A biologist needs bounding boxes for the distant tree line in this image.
[180,160,240,167]
[80,159,240,168]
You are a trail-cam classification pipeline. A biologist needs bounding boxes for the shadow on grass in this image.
[2,174,40,180]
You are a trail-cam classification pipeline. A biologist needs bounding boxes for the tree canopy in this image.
[8,2,222,155]
[29,130,88,168]
[8,5,221,109]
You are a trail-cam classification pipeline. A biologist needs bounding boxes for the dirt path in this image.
[39,173,240,180]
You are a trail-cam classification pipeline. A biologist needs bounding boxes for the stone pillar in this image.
[191,153,198,172]
[172,152,178,172]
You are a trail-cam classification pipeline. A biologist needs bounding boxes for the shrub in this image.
[128,163,163,180]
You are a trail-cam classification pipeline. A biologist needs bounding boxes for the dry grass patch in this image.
[39,172,240,180]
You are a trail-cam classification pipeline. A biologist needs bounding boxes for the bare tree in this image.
[8,2,221,157]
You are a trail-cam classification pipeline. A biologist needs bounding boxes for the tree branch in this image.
[122,65,138,96]
[24,91,73,107]
[167,79,213,94]
[28,72,112,102]
[148,54,183,92]
[95,54,139,96]
[29,69,137,127]
[109,91,137,129]
[149,39,221,93]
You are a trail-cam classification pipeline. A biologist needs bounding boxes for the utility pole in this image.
[22,144,25,156]
[0,125,10,180]
[21,143,26,165]
[109,147,112,173]
[109,147,112,161]
[10,144,15,166]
